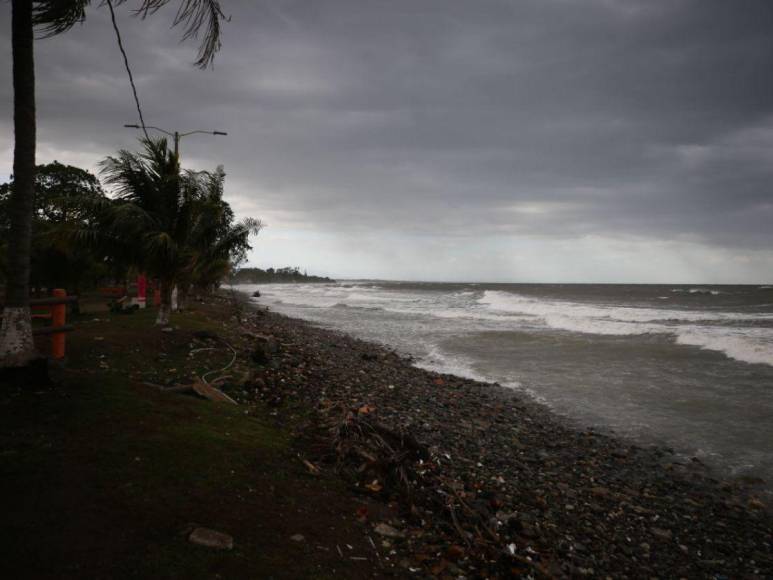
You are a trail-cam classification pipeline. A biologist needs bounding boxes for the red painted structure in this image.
[28,289,77,360]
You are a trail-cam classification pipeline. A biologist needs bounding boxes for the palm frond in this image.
[34,0,226,68]
[33,0,92,37]
[126,0,227,68]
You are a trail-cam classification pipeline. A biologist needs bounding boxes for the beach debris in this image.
[374,523,405,539]
[200,339,238,386]
[328,405,428,503]
[364,479,383,492]
[191,379,237,404]
[748,497,766,510]
[446,544,466,560]
[192,329,220,341]
[250,335,278,364]
[301,457,321,475]
[188,527,234,550]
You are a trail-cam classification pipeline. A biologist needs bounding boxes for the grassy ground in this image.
[0,299,380,579]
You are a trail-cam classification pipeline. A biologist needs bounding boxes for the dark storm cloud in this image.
[2,0,772,262]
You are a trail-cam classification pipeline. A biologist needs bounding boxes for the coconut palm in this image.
[1,0,38,368]
[180,167,262,305]
[96,139,260,325]
[1,0,226,367]
[99,137,196,325]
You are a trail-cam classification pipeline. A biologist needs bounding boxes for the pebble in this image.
[188,527,233,550]
[373,523,405,539]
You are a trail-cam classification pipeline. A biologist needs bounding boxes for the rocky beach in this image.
[233,295,773,578]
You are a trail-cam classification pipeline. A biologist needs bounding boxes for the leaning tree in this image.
[1,0,227,368]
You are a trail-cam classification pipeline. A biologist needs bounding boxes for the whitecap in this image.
[675,327,773,367]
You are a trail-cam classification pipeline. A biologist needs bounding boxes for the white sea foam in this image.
[689,288,721,295]
[235,283,773,368]
[675,327,773,367]
[478,290,771,324]
[417,344,525,387]
[670,287,720,295]
[477,290,773,366]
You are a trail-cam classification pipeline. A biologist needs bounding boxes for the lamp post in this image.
[123,124,227,163]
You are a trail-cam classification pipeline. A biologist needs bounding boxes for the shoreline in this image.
[238,295,773,577]
[247,290,771,494]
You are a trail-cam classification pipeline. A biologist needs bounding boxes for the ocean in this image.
[234,281,773,487]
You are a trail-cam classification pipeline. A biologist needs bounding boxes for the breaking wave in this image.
[237,283,773,368]
[477,290,773,367]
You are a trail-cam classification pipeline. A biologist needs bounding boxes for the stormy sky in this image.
[2,0,772,283]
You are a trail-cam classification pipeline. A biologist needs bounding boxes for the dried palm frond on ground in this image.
[318,403,550,577]
[329,405,428,499]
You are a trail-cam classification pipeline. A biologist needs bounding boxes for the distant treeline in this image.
[229,267,334,284]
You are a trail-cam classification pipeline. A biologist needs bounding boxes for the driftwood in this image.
[160,384,195,394]
[149,380,237,404]
[191,379,237,404]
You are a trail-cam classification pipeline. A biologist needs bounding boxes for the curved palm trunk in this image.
[155,281,173,326]
[0,0,38,368]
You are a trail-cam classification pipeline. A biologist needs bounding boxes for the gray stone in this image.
[188,527,234,550]
[651,527,673,541]
[374,523,405,539]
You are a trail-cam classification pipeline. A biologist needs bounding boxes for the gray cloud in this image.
[1,0,772,281]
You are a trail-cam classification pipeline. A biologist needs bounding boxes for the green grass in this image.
[0,369,287,578]
[0,301,378,579]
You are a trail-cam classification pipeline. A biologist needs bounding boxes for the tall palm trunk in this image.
[0,0,38,368]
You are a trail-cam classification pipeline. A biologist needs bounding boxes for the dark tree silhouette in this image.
[0,162,107,295]
[68,139,259,325]
[0,0,227,368]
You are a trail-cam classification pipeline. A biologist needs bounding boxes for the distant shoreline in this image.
[228,267,335,285]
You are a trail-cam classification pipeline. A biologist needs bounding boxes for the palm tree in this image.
[180,167,262,305]
[1,0,226,367]
[0,0,38,367]
[96,139,260,325]
[99,138,196,325]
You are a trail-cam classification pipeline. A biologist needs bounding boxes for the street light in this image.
[123,124,228,162]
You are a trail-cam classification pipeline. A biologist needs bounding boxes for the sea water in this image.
[235,281,773,486]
